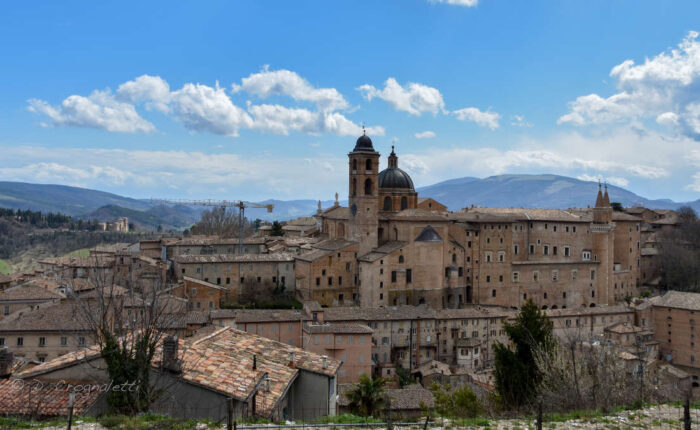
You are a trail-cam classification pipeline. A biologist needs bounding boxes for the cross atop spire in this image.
[361,121,366,135]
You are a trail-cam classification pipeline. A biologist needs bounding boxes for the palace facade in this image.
[296,133,642,310]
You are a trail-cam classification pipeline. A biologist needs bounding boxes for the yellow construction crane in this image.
[150,198,274,254]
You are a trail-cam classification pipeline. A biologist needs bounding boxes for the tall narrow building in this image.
[348,133,380,257]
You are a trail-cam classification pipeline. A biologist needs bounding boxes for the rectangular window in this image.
[512,272,519,282]
[0,338,4,346]
[543,245,549,255]
[316,277,320,286]
[391,271,397,283]
[328,277,332,286]
[78,337,86,347]
[591,269,596,280]
[491,289,496,297]
[529,244,535,254]
[61,337,67,346]
[17,337,24,346]
[553,246,558,256]
[406,269,412,283]
[564,247,570,257]
[39,337,46,347]
[514,245,519,255]
[552,270,559,281]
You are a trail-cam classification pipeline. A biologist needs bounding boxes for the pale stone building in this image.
[309,133,642,310]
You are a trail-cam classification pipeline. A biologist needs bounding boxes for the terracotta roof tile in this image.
[173,253,295,264]
[0,379,103,417]
[303,323,373,334]
[0,284,64,302]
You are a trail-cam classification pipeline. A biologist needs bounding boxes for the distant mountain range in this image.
[0,175,698,231]
[417,174,700,212]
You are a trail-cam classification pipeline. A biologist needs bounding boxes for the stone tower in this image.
[348,132,380,256]
[591,183,614,304]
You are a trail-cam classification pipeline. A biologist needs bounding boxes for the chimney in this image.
[289,351,295,366]
[0,347,14,379]
[162,336,180,373]
[322,356,327,369]
[253,354,257,370]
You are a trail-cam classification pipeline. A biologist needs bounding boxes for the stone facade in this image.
[312,133,643,310]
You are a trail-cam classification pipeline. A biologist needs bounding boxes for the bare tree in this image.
[535,328,655,413]
[68,254,187,414]
[190,207,254,238]
[658,211,700,291]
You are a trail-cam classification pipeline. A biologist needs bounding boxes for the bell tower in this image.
[348,131,380,256]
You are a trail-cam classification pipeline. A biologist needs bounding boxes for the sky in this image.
[1,1,699,203]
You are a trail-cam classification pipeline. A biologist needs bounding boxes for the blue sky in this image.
[1,1,699,203]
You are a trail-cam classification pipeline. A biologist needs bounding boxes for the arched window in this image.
[352,178,357,196]
[352,159,357,171]
[383,196,392,211]
[398,255,404,263]
[393,228,399,240]
[401,196,408,210]
[364,178,372,195]
[365,159,372,171]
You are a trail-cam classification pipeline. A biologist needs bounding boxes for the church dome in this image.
[353,134,374,152]
[378,146,414,190]
[378,167,415,190]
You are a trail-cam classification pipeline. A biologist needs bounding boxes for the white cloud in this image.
[559,31,700,140]
[576,174,629,187]
[233,66,349,112]
[30,72,376,138]
[27,90,155,133]
[687,172,700,192]
[117,75,171,112]
[510,115,532,127]
[168,82,253,137]
[687,150,700,167]
[452,107,500,130]
[0,146,350,200]
[656,111,680,127]
[428,0,478,7]
[248,104,384,136]
[394,126,700,192]
[357,78,446,116]
[414,131,436,139]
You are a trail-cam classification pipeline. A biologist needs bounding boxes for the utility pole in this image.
[66,392,75,430]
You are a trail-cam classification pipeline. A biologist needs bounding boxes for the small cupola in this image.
[388,145,398,168]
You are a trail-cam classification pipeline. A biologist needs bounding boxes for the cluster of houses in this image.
[0,133,692,422]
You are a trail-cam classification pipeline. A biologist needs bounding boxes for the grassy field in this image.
[64,248,91,258]
[0,258,11,274]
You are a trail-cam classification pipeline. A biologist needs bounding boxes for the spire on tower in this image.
[595,181,604,208]
[603,181,610,206]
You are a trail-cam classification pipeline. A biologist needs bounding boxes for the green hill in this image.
[0,181,150,216]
